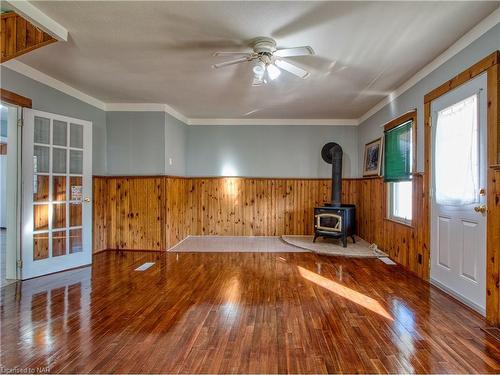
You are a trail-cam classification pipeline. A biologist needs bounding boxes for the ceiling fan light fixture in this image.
[267,64,281,80]
[253,61,265,75]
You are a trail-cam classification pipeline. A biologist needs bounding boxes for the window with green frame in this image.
[384,120,413,182]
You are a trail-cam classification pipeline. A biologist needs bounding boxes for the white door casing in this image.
[22,109,92,279]
[430,73,487,315]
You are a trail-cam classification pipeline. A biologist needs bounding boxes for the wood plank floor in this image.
[1,251,499,373]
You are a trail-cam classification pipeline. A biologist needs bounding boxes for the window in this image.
[435,94,479,205]
[388,181,412,224]
[383,111,416,225]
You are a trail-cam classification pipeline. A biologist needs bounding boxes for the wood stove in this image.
[314,142,356,247]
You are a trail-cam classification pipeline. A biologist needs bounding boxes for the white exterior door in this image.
[430,74,487,315]
[21,109,92,279]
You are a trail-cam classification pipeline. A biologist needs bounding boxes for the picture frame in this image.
[363,137,383,177]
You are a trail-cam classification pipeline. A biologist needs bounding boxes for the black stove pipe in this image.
[321,142,344,206]
[330,143,343,206]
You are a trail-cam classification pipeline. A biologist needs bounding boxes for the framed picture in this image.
[363,137,383,177]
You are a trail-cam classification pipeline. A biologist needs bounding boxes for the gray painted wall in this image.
[357,23,500,175]
[106,111,188,176]
[0,66,107,175]
[186,125,358,178]
[106,111,166,175]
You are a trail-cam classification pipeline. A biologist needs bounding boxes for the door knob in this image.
[474,205,487,215]
[84,197,91,203]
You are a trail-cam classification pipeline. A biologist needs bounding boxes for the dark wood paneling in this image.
[0,12,56,63]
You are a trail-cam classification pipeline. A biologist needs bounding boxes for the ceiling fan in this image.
[212,37,314,86]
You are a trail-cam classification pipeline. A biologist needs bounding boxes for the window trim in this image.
[383,110,417,226]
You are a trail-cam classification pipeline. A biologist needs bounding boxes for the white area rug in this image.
[281,235,388,258]
[168,236,309,252]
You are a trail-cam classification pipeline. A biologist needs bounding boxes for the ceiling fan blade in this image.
[275,59,310,79]
[274,46,315,57]
[213,51,251,57]
[212,57,250,69]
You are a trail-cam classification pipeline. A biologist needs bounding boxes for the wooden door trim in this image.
[0,88,32,108]
[424,50,500,325]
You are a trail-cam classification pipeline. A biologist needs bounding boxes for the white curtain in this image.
[435,94,479,205]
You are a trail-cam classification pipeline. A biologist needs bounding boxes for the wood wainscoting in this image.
[93,175,426,277]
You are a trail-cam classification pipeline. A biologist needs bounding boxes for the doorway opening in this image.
[0,101,21,287]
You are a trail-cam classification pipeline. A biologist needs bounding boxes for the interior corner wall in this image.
[0,66,107,175]
[164,113,187,176]
[357,23,500,175]
[186,125,359,178]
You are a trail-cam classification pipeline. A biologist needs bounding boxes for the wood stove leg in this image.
[342,237,347,248]
[351,235,356,244]
[313,234,318,243]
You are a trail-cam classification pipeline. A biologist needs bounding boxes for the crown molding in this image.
[105,103,189,124]
[4,0,68,41]
[2,60,107,110]
[358,5,500,125]
[187,118,358,126]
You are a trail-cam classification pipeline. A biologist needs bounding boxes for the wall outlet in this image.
[169,158,173,166]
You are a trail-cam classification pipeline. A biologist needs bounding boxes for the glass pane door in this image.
[22,109,92,279]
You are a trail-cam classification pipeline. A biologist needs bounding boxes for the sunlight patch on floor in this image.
[297,265,393,320]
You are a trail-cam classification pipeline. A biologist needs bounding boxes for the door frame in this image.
[1,89,32,281]
[424,51,500,325]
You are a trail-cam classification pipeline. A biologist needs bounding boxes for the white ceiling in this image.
[13,1,500,120]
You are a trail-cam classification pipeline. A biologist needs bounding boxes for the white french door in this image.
[21,109,92,279]
[430,74,487,315]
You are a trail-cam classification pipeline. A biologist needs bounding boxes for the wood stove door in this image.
[316,213,342,232]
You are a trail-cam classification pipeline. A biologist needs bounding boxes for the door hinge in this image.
[17,119,23,128]
[428,116,432,127]
[17,260,23,269]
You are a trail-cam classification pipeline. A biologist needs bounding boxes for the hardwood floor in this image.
[1,251,499,373]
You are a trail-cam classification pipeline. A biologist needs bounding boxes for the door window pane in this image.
[53,120,67,146]
[52,231,66,257]
[34,204,49,231]
[435,94,479,205]
[53,176,67,202]
[34,146,49,173]
[33,233,49,260]
[70,203,82,227]
[69,229,82,253]
[34,117,50,144]
[70,177,82,201]
[70,123,83,148]
[33,175,49,202]
[52,203,66,229]
[70,150,83,174]
[53,148,67,174]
